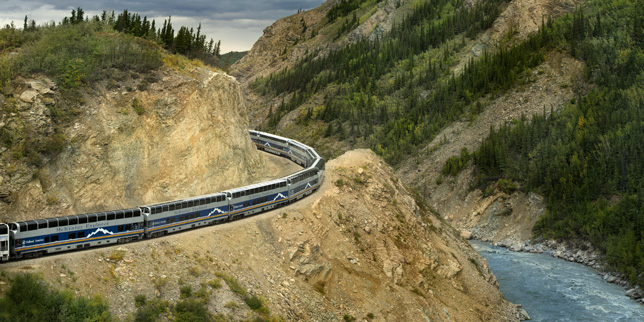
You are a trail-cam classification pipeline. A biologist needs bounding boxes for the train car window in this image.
[169,204,176,211]
[180,202,186,209]
[97,213,106,221]
[69,232,76,239]
[28,222,37,231]
[188,200,194,207]
[78,215,88,224]
[118,225,123,232]
[125,210,133,218]
[134,209,141,217]
[38,220,48,229]
[107,212,115,220]
[88,214,97,223]
[199,198,205,205]
[52,235,58,242]
[69,217,78,225]
[116,211,124,219]
[78,231,85,238]
[58,218,68,226]
[45,236,50,243]
[0,226,6,234]
[48,219,58,228]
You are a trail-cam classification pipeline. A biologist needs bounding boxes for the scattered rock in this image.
[515,305,531,321]
[460,230,473,239]
[19,90,38,103]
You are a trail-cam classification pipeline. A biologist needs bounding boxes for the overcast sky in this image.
[0,0,324,53]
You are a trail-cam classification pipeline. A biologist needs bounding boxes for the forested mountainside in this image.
[238,0,644,288]
[469,0,644,286]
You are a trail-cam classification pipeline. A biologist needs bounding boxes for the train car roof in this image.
[223,178,287,194]
[10,207,141,226]
[141,192,227,208]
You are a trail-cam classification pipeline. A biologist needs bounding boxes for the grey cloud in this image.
[0,0,324,51]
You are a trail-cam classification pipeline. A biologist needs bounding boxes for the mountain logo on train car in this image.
[208,208,226,216]
[86,228,114,239]
[272,193,287,201]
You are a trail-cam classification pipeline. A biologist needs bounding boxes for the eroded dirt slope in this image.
[0,151,525,321]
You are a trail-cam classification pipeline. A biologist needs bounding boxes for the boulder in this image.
[20,90,38,103]
[460,230,473,239]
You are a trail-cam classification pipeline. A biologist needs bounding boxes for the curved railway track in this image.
[0,131,324,262]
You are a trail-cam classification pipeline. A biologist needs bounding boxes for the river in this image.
[470,241,644,321]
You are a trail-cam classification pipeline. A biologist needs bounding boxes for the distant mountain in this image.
[220,51,248,68]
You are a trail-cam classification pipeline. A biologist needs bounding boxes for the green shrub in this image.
[441,147,471,176]
[133,298,170,322]
[173,298,211,322]
[132,97,145,115]
[180,285,193,298]
[134,294,147,307]
[207,278,222,289]
[244,294,262,310]
[343,314,356,322]
[215,272,246,296]
[0,273,113,321]
[497,178,517,194]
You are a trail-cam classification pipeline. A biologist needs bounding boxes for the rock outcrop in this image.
[0,67,267,222]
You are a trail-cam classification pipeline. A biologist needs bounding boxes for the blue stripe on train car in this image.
[146,206,229,233]
[14,225,144,254]
[228,190,289,216]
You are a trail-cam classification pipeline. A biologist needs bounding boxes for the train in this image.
[0,130,324,262]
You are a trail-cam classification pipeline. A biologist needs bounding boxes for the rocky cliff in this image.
[1,150,525,321]
[0,66,267,222]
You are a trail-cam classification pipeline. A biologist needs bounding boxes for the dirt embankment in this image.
[0,150,526,321]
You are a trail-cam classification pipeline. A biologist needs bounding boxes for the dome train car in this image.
[0,131,324,261]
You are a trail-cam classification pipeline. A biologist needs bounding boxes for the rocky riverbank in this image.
[463,232,644,305]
